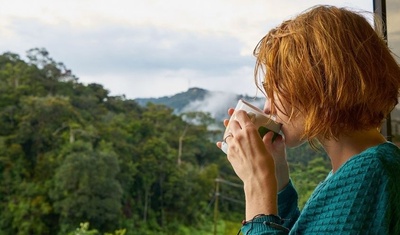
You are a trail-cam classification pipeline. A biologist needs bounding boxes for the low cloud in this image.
[181,91,237,120]
[181,89,265,121]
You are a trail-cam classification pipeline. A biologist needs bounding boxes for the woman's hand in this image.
[262,133,290,192]
[217,109,285,219]
[217,109,290,191]
[223,110,276,183]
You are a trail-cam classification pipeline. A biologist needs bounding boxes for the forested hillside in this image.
[0,48,330,235]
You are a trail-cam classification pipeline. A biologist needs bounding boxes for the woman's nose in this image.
[263,100,271,115]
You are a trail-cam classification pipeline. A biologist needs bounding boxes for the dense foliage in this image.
[0,48,330,235]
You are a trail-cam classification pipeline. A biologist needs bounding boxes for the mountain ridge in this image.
[135,87,265,121]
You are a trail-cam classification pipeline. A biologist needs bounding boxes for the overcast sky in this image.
[2,0,398,99]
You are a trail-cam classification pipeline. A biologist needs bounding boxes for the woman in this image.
[217,5,400,234]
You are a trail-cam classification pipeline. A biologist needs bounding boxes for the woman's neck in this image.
[319,129,386,173]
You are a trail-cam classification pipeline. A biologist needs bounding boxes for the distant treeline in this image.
[0,48,330,235]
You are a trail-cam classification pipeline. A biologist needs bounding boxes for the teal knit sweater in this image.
[241,142,400,234]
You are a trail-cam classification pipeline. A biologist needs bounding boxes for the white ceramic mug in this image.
[221,99,281,154]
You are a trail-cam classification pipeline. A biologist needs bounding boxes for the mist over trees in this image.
[0,48,330,235]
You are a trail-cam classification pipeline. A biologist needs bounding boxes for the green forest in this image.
[0,48,331,235]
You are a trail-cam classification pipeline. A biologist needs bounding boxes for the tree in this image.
[15,96,82,165]
[51,141,122,234]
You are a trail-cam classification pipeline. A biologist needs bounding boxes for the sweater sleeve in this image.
[277,180,300,229]
[241,215,289,235]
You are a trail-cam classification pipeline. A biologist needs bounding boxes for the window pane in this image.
[387,0,400,141]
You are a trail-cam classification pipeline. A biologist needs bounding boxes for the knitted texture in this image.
[241,142,400,235]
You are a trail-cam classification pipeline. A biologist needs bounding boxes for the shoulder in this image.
[294,142,398,234]
[320,142,400,198]
[373,142,400,175]
[337,142,400,179]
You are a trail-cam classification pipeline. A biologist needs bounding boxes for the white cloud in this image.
[80,70,190,99]
[80,65,259,99]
